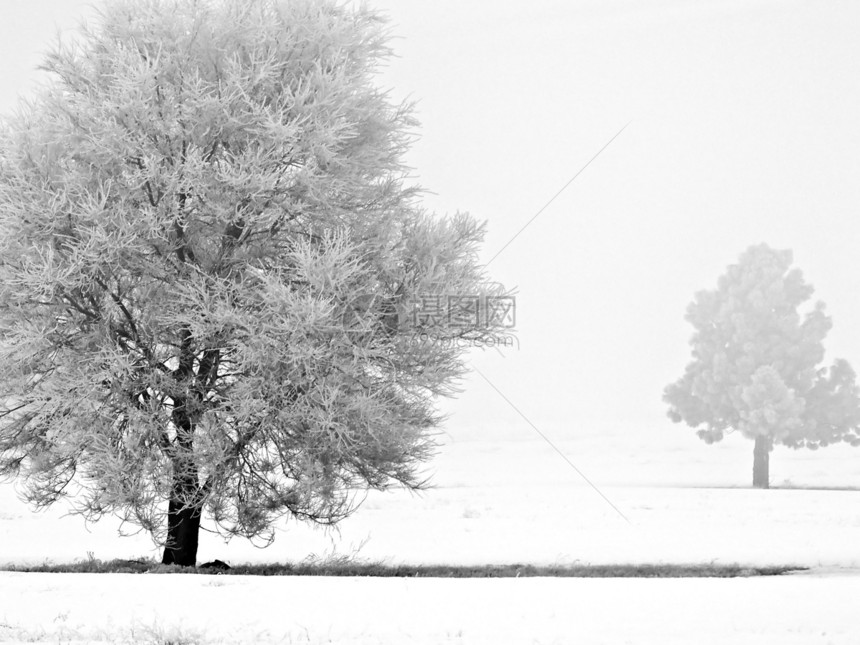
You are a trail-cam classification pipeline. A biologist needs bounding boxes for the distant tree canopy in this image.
[0,0,510,566]
[664,244,860,488]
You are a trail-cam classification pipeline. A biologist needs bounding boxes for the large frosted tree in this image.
[664,244,860,488]
[0,0,510,565]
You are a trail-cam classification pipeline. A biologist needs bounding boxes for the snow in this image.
[1,571,858,644]
[1,431,860,643]
[0,0,858,641]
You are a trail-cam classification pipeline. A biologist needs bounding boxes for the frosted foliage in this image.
[664,244,860,449]
[0,0,511,546]
[739,366,803,440]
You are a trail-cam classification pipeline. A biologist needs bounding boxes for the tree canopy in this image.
[664,244,860,487]
[0,0,510,564]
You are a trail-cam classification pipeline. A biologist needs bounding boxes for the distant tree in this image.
[0,0,510,566]
[664,244,860,488]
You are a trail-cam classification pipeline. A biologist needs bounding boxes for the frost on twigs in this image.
[0,0,513,558]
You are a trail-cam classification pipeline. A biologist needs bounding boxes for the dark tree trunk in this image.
[161,492,201,566]
[753,435,771,489]
[162,386,203,566]
[160,329,217,567]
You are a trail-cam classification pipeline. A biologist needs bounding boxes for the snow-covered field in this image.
[2,570,858,644]
[1,429,859,643]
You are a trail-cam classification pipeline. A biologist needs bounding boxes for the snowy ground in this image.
[1,429,859,643]
[1,570,858,644]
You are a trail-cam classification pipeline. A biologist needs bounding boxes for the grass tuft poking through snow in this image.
[0,557,804,577]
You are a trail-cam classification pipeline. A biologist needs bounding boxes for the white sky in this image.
[2,0,859,449]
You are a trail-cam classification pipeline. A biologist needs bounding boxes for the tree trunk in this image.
[161,448,202,566]
[161,486,201,566]
[752,435,771,489]
[161,330,213,566]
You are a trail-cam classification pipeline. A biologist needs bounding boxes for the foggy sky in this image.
[2,0,859,447]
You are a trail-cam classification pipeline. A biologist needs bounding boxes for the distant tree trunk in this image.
[752,435,771,489]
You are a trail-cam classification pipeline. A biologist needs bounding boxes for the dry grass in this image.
[0,556,803,578]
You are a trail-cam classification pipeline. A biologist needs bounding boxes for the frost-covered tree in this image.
[664,244,860,488]
[0,0,510,565]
